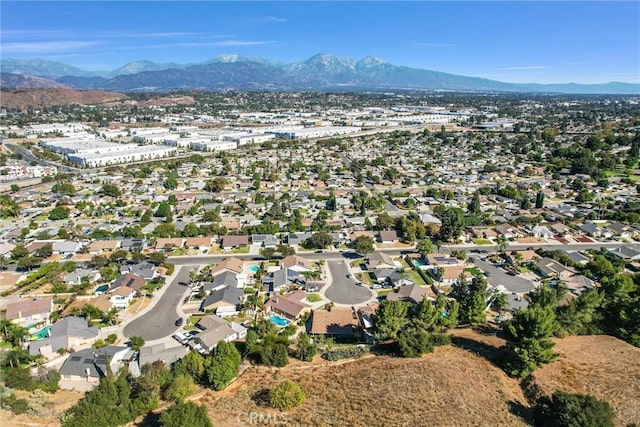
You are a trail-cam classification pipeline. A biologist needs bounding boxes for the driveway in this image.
[123,266,192,341]
[470,258,536,293]
[324,260,373,305]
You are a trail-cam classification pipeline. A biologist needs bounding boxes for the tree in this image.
[294,333,317,362]
[129,336,145,351]
[163,374,196,403]
[159,402,213,427]
[204,177,228,193]
[182,222,200,238]
[0,194,20,218]
[503,305,558,377]
[206,341,241,390]
[17,255,40,271]
[468,193,481,214]
[268,381,306,411]
[375,300,409,341]
[101,182,121,197]
[533,391,615,427]
[353,235,375,256]
[307,232,333,250]
[259,338,289,367]
[48,206,69,220]
[496,234,509,254]
[435,206,465,242]
[416,238,435,257]
[397,325,434,357]
[535,190,545,209]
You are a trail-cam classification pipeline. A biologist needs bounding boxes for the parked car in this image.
[175,318,184,327]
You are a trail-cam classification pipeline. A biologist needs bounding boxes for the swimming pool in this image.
[31,325,51,340]
[269,315,290,327]
[95,284,108,294]
[412,260,426,268]
[248,265,260,273]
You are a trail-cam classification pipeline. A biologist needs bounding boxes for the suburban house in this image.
[5,297,54,328]
[309,308,359,338]
[64,268,101,286]
[529,225,554,239]
[564,274,596,294]
[184,237,213,253]
[191,315,242,354]
[111,272,147,293]
[201,286,244,317]
[386,270,415,287]
[579,222,602,237]
[378,230,399,244]
[439,266,471,285]
[154,237,184,252]
[58,346,135,391]
[28,316,99,359]
[365,252,396,270]
[286,232,312,248]
[264,290,311,320]
[608,246,640,261]
[138,343,187,368]
[108,286,136,309]
[263,268,293,293]
[386,284,430,304]
[220,235,249,250]
[87,240,121,255]
[251,234,278,248]
[425,253,461,269]
[282,254,315,282]
[52,241,81,256]
[210,257,244,276]
[203,271,240,293]
[495,223,524,239]
[120,261,158,280]
[535,257,576,279]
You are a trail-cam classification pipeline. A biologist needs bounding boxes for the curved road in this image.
[325,260,373,305]
[123,266,192,341]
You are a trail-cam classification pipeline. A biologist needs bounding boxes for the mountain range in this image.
[2,54,639,94]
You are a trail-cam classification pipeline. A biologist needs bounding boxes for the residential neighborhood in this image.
[0,90,639,426]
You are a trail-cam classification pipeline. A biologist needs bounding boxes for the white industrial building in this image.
[224,133,275,146]
[270,126,361,139]
[67,145,176,168]
[189,140,238,152]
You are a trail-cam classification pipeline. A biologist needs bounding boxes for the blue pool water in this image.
[269,315,290,327]
[31,326,51,340]
[95,284,108,294]
[248,265,260,273]
[412,260,426,268]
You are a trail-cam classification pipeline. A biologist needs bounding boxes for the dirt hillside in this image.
[198,347,529,427]
[0,88,127,109]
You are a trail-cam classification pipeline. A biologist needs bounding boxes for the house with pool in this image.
[264,290,311,321]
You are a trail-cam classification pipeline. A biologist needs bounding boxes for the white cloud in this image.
[1,41,103,53]
[249,16,288,23]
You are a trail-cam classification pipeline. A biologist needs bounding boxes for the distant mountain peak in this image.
[358,56,386,66]
[212,54,247,63]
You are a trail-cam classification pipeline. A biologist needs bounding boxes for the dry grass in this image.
[197,347,529,427]
[0,389,83,427]
[0,88,127,109]
[530,335,640,426]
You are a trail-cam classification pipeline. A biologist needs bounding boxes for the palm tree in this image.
[496,234,508,254]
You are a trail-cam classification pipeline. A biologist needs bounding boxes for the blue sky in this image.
[1,1,639,84]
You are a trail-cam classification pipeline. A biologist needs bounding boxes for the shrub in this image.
[322,345,368,361]
[533,391,615,427]
[106,334,118,344]
[3,367,35,391]
[0,393,31,415]
[159,401,212,427]
[268,381,306,411]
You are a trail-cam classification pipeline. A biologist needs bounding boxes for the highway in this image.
[122,266,192,341]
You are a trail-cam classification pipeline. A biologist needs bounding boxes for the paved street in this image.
[470,257,536,293]
[325,260,373,305]
[123,266,192,341]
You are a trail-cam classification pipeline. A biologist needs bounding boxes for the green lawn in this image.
[464,267,481,276]
[185,315,204,331]
[376,289,394,297]
[232,245,250,254]
[306,293,322,303]
[472,238,493,245]
[407,269,427,286]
